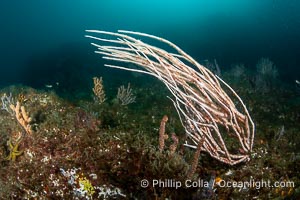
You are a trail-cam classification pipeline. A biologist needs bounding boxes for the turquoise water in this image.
[0,0,299,91]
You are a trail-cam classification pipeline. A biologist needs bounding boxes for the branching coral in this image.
[86,30,255,165]
[92,77,106,104]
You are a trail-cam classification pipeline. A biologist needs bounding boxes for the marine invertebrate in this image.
[186,138,205,180]
[5,137,23,162]
[256,58,278,78]
[1,93,14,115]
[78,176,95,197]
[60,167,125,199]
[255,58,278,92]
[9,101,32,134]
[158,116,178,154]
[230,64,246,79]
[169,133,179,154]
[85,30,255,165]
[92,77,106,104]
[159,115,169,153]
[116,83,136,105]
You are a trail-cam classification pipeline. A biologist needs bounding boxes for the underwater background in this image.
[0,0,299,199]
[0,0,300,94]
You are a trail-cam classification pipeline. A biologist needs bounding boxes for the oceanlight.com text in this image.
[217,179,294,190]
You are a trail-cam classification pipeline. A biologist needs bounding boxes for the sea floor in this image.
[0,76,299,199]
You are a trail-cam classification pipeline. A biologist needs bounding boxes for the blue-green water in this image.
[0,0,299,91]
